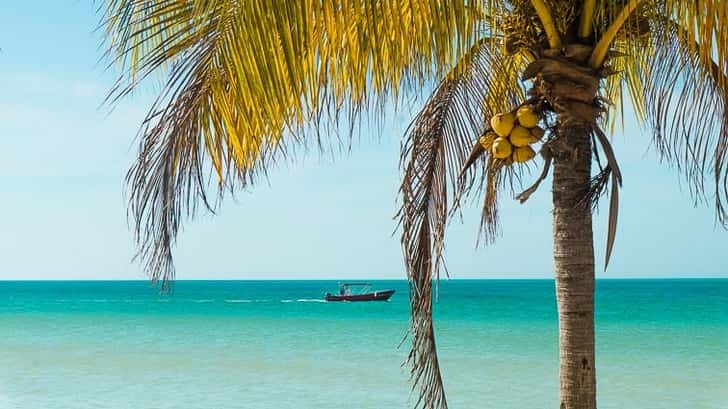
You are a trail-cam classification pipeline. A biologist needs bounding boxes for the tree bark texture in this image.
[552,122,596,409]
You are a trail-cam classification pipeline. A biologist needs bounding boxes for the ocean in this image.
[0,279,726,409]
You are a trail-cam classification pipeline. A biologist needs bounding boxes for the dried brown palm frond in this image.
[459,98,555,246]
[515,147,553,204]
[632,14,728,226]
[584,0,728,267]
[576,127,623,269]
[478,157,506,244]
[398,36,524,409]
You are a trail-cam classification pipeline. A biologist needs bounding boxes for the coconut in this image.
[491,137,513,159]
[516,105,539,128]
[479,131,497,150]
[509,126,537,147]
[512,145,536,163]
[490,113,515,137]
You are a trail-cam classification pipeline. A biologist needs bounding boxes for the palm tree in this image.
[101,1,727,408]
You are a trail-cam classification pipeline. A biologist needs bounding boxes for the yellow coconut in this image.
[490,112,516,137]
[512,145,536,163]
[510,126,538,147]
[530,126,545,140]
[491,137,513,159]
[478,131,497,150]
[516,105,539,128]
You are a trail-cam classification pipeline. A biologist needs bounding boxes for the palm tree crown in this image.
[102,1,728,408]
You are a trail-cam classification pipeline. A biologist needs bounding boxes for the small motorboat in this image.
[325,283,395,302]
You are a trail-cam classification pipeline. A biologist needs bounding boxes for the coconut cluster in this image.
[479,105,544,164]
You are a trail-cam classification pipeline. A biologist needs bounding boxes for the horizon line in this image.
[1,276,726,282]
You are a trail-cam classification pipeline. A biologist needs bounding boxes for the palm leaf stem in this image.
[516,148,553,203]
[590,0,645,68]
[530,0,562,49]
[578,0,597,39]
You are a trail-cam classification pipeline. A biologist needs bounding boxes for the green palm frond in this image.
[101,0,487,285]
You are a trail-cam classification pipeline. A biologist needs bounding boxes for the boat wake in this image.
[280,299,327,303]
[224,299,272,303]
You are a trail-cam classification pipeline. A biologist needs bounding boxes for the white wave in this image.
[224,299,252,303]
[191,299,214,303]
[281,298,326,303]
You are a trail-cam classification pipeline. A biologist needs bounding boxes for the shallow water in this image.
[1,279,726,408]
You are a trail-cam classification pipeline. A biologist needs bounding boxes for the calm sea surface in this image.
[0,279,726,408]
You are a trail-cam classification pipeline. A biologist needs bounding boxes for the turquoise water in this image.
[0,279,726,408]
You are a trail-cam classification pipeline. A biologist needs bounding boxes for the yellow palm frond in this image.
[578,0,598,38]
[589,0,643,68]
[101,0,492,285]
[589,0,640,41]
[664,0,728,92]
[530,0,562,48]
[600,4,654,132]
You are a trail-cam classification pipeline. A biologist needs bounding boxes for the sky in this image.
[0,2,726,281]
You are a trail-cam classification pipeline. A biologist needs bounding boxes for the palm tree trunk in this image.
[551,123,596,409]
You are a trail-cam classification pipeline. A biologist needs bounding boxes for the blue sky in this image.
[0,2,726,280]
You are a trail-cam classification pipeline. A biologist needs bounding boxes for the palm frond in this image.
[578,0,598,39]
[101,0,489,286]
[628,13,728,225]
[589,0,643,68]
[662,0,728,91]
[588,0,655,131]
[516,148,553,203]
[502,0,580,54]
[398,37,524,409]
[530,0,562,48]
[589,0,641,41]
[456,48,531,204]
[592,128,623,270]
